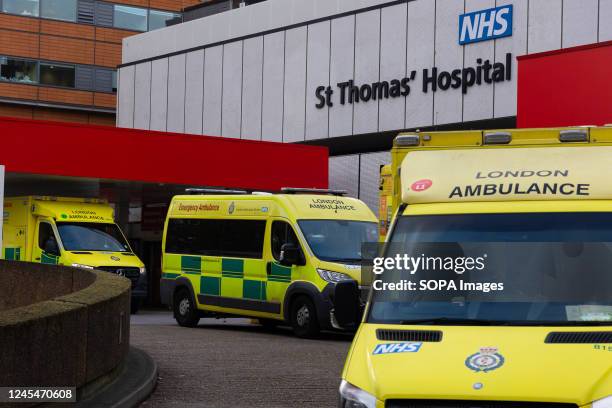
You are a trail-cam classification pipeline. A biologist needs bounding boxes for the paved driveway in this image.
[131,310,353,407]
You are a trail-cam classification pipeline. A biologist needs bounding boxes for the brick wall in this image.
[0,0,200,124]
[0,103,116,127]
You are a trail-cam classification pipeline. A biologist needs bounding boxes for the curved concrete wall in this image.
[0,261,131,391]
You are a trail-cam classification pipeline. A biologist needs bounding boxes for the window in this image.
[41,0,76,22]
[0,57,37,84]
[56,222,130,252]
[166,218,266,259]
[2,0,39,17]
[114,4,147,31]
[38,222,55,250]
[271,221,300,261]
[111,70,117,92]
[40,63,75,87]
[148,9,181,31]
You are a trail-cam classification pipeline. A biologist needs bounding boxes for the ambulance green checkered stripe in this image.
[201,276,221,296]
[162,272,181,279]
[243,280,266,300]
[221,258,244,278]
[4,248,20,261]
[222,272,243,279]
[181,256,201,274]
[269,263,291,282]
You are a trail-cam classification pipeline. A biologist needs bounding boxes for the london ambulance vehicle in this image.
[160,188,378,337]
[336,127,612,407]
[3,196,146,312]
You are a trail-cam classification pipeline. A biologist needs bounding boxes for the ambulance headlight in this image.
[71,263,94,270]
[339,380,376,408]
[593,396,612,408]
[139,267,146,275]
[317,269,352,283]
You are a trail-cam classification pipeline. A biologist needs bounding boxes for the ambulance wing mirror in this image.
[333,280,360,330]
[279,243,304,266]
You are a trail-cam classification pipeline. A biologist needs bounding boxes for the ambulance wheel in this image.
[291,295,320,338]
[130,298,141,315]
[173,288,200,328]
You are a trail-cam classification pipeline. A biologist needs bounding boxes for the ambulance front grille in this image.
[376,329,442,342]
[96,266,140,288]
[385,400,577,408]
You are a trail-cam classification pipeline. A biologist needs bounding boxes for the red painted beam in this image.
[517,40,612,128]
[0,117,328,190]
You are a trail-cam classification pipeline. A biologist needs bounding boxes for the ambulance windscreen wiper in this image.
[399,317,506,326]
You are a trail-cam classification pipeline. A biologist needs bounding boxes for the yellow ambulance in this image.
[160,188,378,337]
[378,164,393,242]
[3,196,146,312]
[336,127,612,407]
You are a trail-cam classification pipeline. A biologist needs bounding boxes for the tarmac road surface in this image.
[131,310,353,408]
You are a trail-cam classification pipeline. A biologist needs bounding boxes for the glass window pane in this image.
[40,63,75,88]
[148,9,181,31]
[0,57,38,84]
[114,5,148,31]
[2,0,39,17]
[111,71,117,92]
[41,0,76,22]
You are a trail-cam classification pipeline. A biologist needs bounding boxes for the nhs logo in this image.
[372,342,422,355]
[459,4,513,45]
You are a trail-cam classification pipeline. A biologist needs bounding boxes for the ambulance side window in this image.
[38,222,58,254]
[271,221,300,261]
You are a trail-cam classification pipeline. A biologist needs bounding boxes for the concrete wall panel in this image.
[133,62,151,130]
[433,0,464,125]
[562,0,598,48]
[405,0,435,129]
[203,45,223,136]
[116,66,134,128]
[601,0,612,41]
[353,10,381,135]
[463,0,495,122]
[379,3,407,132]
[185,50,205,135]
[167,54,186,133]
[305,21,331,141]
[494,0,528,118]
[282,27,307,143]
[221,41,243,139]
[150,58,168,132]
[261,32,285,142]
[329,15,355,138]
[241,37,264,140]
[528,0,562,53]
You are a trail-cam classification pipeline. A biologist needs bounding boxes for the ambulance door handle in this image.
[266,262,272,275]
[35,257,40,261]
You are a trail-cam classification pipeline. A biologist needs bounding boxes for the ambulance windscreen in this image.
[367,212,612,326]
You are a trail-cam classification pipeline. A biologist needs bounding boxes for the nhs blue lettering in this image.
[459,5,513,44]
[372,342,423,355]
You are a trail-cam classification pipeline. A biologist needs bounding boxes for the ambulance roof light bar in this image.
[185,188,248,195]
[559,129,588,143]
[394,134,420,147]
[483,132,512,145]
[281,188,347,196]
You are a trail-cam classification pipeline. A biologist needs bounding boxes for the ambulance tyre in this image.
[173,288,200,328]
[290,295,320,338]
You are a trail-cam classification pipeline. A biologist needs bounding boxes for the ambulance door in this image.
[33,220,61,265]
[266,220,306,305]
